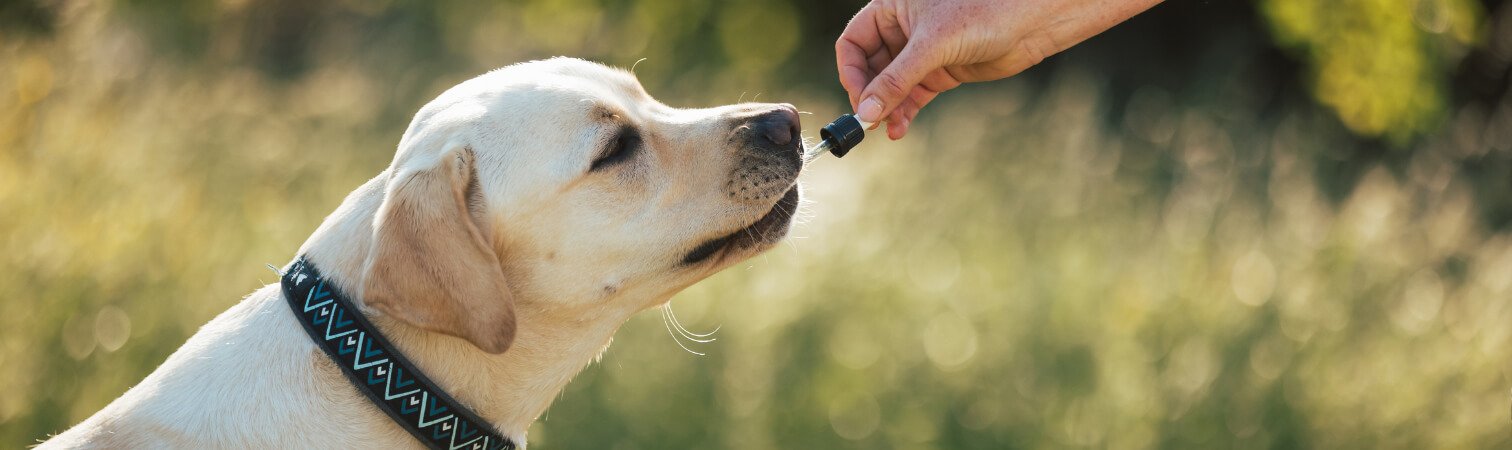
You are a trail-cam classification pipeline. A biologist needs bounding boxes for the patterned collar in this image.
[280,257,516,450]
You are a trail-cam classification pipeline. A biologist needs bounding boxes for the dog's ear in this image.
[361,141,516,354]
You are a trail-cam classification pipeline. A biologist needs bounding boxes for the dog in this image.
[40,57,805,448]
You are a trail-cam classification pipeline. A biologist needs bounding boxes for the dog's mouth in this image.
[681,186,800,266]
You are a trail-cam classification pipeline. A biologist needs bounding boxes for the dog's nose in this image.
[753,105,800,147]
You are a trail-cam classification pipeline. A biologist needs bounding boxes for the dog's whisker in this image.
[660,306,707,356]
[771,201,800,227]
[662,305,713,344]
[780,237,800,253]
[667,310,714,341]
[741,224,762,250]
[666,302,720,340]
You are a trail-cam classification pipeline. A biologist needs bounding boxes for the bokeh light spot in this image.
[1231,248,1277,306]
[922,311,978,370]
[828,392,880,440]
[94,306,132,352]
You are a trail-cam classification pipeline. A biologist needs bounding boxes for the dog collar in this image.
[280,257,516,450]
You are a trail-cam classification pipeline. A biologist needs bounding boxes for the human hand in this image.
[837,0,1162,139]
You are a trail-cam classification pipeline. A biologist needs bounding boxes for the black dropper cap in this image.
[819,113,866,158]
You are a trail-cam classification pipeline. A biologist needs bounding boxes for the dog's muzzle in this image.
[727,106,802,204]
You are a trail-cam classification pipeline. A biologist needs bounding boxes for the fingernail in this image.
[857,97,883,124]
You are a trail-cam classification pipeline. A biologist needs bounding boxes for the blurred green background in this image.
[3,0,1511,448]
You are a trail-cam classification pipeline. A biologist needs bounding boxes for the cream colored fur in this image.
[39,57,804,449]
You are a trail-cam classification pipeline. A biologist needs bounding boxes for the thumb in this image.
[856,42,938,124]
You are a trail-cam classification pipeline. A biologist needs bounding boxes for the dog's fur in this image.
[40,58,804,449]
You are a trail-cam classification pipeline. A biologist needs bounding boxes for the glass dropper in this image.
[803,114,873,162]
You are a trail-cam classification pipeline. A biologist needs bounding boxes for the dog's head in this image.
[359,58,803,353]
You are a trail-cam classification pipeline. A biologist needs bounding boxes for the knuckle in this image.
[1017,32,1057,66]
[874,71,910,97]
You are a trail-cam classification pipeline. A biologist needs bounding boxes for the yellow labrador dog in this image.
[41,57,803,449]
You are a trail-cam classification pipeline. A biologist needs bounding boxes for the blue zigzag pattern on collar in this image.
[281,257,515,450]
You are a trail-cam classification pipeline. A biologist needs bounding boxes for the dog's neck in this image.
[295,173,632,442]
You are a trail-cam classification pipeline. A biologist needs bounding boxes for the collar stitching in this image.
[281,257,516,450]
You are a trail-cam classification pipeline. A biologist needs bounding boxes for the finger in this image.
[903,81,941,119]
[846,52,886,111]
[856,40,939,124]
[882,82,939,139]
[883,97,912,139]
[911,82,938,107]
[866,16,904,111]
[874,6,908,59]
[838,66,872,110]
[947,59,1032,84]
[886,111,910,140]
[918,66,963,94]
[865,49,893,95]
[882,87,925,139]
[861,50,892,126]
[885,109,907,139]
[836,3,884,108]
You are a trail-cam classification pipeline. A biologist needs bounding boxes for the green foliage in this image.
[1260,0,1484,145]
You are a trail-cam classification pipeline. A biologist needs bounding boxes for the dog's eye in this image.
[590,128,640,172]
